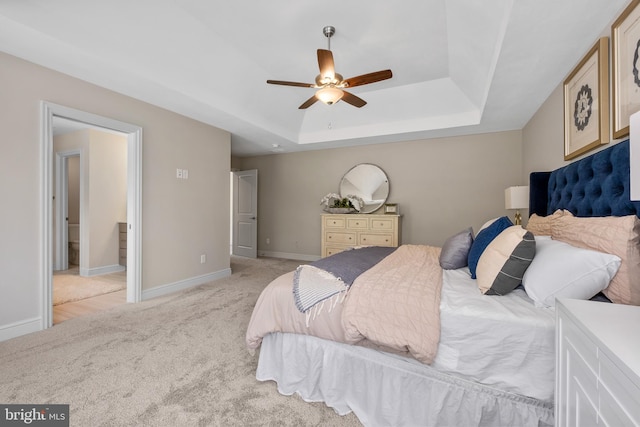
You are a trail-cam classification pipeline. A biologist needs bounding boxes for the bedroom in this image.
[1,0,639,425]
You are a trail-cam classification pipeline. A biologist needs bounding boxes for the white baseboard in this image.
[80,264,125,277]
[257,250,321,262]
[142,268,232,301]
[0,317,42,343]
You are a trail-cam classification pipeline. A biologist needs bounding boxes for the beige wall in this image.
[0,51,231,336]
[238,130,524,259]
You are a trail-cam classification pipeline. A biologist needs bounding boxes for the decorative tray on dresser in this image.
[320,213,401,258]
[556,298,640,427]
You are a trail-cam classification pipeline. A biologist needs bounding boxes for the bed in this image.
[246,139,640,426]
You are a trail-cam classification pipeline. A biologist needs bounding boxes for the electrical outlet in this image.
[176,168,183,179]
[266,238,270,245]
[200,254,206,264]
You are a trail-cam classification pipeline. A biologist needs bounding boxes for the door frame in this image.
[40,101,143,329]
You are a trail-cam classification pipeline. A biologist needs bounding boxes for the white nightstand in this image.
[556,299,640,426]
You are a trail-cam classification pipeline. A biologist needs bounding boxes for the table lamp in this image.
[505,186,529,225]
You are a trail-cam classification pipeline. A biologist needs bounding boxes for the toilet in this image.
[68,223,80,265]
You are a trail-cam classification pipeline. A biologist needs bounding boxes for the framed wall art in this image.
[563,37,610,160]
[612,0,640,139]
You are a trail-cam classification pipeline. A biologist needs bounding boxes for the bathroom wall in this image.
[68,155,80,224]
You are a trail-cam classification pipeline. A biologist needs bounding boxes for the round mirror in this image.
[340,164,389,214]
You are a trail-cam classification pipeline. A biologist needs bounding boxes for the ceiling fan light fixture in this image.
[266,25,392,109]
[316,86,343,105]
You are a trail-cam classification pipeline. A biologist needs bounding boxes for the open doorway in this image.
[51,124,128,324]
[40,102,142,330]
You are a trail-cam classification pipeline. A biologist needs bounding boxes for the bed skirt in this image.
[256,333,554,427]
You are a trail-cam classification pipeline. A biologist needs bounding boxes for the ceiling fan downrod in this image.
[323,25,335,51]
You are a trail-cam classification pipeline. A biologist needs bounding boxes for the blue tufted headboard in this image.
[529,140,640,218]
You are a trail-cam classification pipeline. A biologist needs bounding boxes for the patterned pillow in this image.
[468,216,513,278]
[525,209,571,236]
[439,227,474,270]
[476,226,536,295]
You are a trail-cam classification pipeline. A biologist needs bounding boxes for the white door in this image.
[232,169,258,258]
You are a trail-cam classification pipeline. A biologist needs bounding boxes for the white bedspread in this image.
[247,258,557,402]
[433,267,556,401]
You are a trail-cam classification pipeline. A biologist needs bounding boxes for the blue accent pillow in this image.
[468,216,513,278]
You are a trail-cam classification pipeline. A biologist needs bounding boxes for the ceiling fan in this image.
[267,26,393,109]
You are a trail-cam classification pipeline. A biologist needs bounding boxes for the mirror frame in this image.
[339,163,390,214]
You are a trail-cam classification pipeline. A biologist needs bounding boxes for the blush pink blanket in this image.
[342,244,443,364]
[246,244,443,365]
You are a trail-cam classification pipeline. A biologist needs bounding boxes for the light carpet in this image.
[0,256,362,426]
[53,268,126,305]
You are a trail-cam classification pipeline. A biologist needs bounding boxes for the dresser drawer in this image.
[326,231,356,245]
[324,217,346,228]
[346,218,368,229]
[359,233,394,246]
[564,319,598,372]
[599,351,640,425]
[566,345,598,412]
[370,218,395,230]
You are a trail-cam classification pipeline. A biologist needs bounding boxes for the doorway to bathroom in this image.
[41,102,142,330]
[52,131,127,324]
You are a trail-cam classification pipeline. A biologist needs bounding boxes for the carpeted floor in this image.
[0,256,362,426]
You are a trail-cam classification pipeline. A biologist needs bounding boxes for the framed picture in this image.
[384,203,398,214]
[612,0,640,139]
[563,37,610,160]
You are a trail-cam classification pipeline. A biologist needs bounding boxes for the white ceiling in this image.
[0,0,629,156]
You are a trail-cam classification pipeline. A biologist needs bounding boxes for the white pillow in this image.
[522,237,621,307]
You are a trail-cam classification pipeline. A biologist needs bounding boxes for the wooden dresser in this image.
[321,213,401,258]
[556,299,640,427]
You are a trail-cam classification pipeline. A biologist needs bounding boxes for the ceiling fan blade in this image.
[298,95,319,109]
[317,49,335,79]
[343,70,393,88]
[341,91,367,108]
[267,80,314,88]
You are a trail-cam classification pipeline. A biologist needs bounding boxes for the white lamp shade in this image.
[505,186,529,210]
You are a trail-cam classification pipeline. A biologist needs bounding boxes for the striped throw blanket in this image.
[293,246,396,313]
